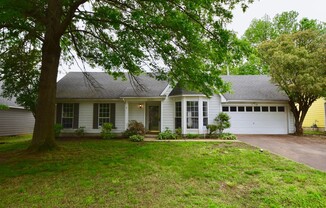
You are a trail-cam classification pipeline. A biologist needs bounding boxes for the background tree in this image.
[224,11,326,76]
[0,0,254,151]
[258,30,326,135]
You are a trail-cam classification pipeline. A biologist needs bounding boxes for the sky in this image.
[58,0,326,79]
[228,0,326,37]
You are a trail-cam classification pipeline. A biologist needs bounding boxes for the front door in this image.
[148,106,160,131]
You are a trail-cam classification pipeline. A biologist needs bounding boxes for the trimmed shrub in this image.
[206,124,218,135]
[75,126,85,137]
[101,123,115,139]
[186,134,199,139]
[175,128,182,139]
[129,135,144,142]
[123,120,145,137]
[215,112,231,133]
[218,133,237,140]
[54,124,63,137]
[158,128,177,140]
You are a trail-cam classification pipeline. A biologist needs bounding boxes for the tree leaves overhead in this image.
[1,0,255,97]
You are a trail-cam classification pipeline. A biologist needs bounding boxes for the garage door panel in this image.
[225,110,288,134]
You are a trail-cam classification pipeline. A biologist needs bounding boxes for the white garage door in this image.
[222,105,288,134]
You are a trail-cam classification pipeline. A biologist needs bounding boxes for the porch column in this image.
[182,99,187,135]
[198,98,203,134]
[124,101,129,130]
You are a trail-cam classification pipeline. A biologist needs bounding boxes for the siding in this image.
[303,98,325,128]
[208,94,221,125]
[62,101,125,134]
[161,97,175,131]
[128,102,145,125]
[0,109,35,136]
[288,109,295,134]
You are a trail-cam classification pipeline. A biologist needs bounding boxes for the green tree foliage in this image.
[214,112,231,134]
[258,30,326,135]
[0,0,254,151]
[226,11,326,76]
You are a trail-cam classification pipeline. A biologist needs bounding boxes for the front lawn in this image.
[0,136,325,207]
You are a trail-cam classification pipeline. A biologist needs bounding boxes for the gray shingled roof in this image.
[0,82,21,108]
[221,75,288,101]
[56,72,169,99]
[169,84,201,96]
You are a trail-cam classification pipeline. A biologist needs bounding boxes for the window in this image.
[262,106,269,112]
[62,103,74,128]
[254,106,261,112]
[222,106,229,112]
[246,106,253,112]
[175,102,182,129]
[187,101,198,129]
[278,106,285,112]
[203,101,208,126]
[230,106,237,112]
[270,106,277,112]
[99,104,110,127]
[238,106,245,112]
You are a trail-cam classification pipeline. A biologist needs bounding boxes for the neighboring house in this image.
[303,98,326,131]
[0,84,35,136]
[56,72,295,135]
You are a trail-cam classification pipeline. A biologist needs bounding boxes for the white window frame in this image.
[98,103,111,127]
[62,103,74,129]
[187,101,199,129]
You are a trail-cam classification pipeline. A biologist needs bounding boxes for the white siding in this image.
[208,94,221,125]
[79,103,94,132]
[288,109,295,134]
[161,97,174,131]
[62,101,125,134]
[0,109,35,136]
[128,102,145,124]
[115,102,125,132]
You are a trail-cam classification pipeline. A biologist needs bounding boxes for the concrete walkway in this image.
[237,135,326,172]
[144,138,241,142]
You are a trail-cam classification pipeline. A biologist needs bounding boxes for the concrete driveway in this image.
[237,135,326,172]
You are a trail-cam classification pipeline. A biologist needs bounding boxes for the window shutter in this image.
[73,103,79,129]
[56,103,62,124]
[93,103,98,129]
[110,103,116,128]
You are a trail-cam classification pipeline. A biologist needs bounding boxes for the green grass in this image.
[304,130,326,136]
[0,136,325,208]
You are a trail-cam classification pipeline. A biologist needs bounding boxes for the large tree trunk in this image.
[28,0,62,151]
[289,101,310,136]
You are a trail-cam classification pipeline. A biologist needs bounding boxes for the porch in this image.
[124,99,162,132]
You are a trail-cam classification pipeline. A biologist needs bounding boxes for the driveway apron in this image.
[237,135,326,172]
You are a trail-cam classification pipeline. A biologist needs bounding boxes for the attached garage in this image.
[222,105,289,134]
[221,75,295,135]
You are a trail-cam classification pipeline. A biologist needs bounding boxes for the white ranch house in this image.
[56,72,295,135]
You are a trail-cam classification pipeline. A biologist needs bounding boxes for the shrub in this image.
[158,128,177,140]
[75,126,85,137]
[215,112,231,133]
[0,104,9,110]
[54,124,63,137]
[129,135,144,142]
[101,123,115,139]
[218,133,237,140]
[175,128,183,139]
[123,120,145,137]
[206,124,218,135]
[186,134,199,139]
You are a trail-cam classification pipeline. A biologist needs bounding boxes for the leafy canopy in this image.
[223,11,326,76]
[1,0,254,97]
[258,30,326,135]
